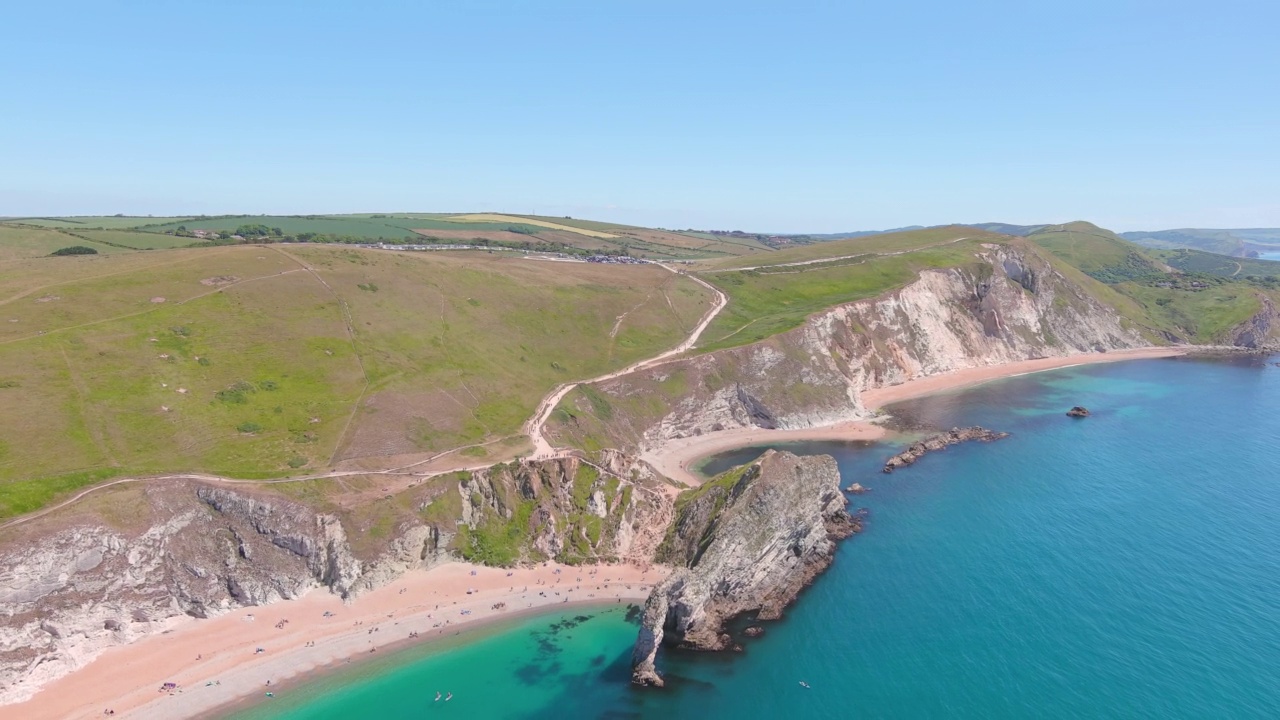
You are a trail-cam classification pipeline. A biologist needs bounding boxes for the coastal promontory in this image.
[631,450,860,686]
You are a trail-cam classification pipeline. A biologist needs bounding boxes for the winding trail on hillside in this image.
[0,263,726,532]
[524,264,727,459]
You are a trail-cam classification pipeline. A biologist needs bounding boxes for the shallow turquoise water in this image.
[233,355,1280,719]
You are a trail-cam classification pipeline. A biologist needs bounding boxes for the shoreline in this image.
[0,562,660,720]
[197,598,633,720]
[1,347,1187,718]
[644,347,1185,486]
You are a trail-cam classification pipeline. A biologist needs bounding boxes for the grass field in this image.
[0,245,713,517]
[72,229,199,250]
[0,224,125,260]
[1115,281,1264,343]
[444,214,619,238]
[6,214,778,260]
[700,225,983,271]
[2,216,194,230]
[693,229,1002,351]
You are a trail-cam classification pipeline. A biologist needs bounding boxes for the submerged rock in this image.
[631,450,859,687]
[1066,406,1091,418]
[882,426,1010,473]
[743,626,765,638]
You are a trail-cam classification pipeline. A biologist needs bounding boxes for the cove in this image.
[232,355,1280,719]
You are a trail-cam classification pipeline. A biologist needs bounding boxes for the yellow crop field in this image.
[444,214,618,239]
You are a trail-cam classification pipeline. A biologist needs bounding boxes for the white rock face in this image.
[565,244,1147,453]
[0,483,409,705]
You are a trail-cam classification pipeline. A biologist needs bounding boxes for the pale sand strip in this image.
[2,348,1185,719]
[860,347,1185,410]
[645,347,1185,486]
[0,562,660,720]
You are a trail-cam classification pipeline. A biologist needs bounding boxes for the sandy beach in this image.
[0,561,659,720]
[645,347,1185,486]
[1,347,1186,719]
[860,347,1186,410]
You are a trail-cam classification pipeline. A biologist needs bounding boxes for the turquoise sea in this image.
[231,355,1280,719]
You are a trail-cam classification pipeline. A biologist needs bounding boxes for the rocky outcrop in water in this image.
[631,450,859,687]
[1066,406,1091,418]
[882,426,1010,473]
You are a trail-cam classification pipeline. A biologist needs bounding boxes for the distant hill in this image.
[1121,228,1280,258]
[965,222,1051,237]
[1150,248,1280,279]
[1027,221,1166,283]
[797,225,927,241]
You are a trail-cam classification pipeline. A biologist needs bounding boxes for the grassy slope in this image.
[700,225,981,270]
[693,228,1004,351]
[1027,222,1166,282]
[1029,223,1273,343]
[0,245,712,517]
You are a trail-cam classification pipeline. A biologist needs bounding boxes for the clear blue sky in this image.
[3,0,1277,232]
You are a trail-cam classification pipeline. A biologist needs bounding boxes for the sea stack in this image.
[631,450,859,687]
[1067,406,1091,417]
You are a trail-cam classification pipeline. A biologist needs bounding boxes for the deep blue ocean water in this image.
[232,355,1280,719]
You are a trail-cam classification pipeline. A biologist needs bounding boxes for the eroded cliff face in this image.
[0,450,670,705]
[0,482,371,704]
[1229,295,1278,349]
[453,450,673,566]
[631,450,857,686]
[551,243,1149,453]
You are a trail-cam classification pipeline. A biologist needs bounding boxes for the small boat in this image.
[445,693,453,702]
[799,681,811,689]
[434,692,441,702]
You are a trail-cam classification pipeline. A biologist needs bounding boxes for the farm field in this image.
[1,216,194,230]
[0,244,713,517]
[700,225,984,270]
[0,225,124,261]
[5,213,778,260]
[444,213,620,238]
[68,229,199,250]
[1152,248,1280,278]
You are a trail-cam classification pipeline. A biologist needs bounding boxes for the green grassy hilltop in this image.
[0,240,712,517]
[1,212,1276,521]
